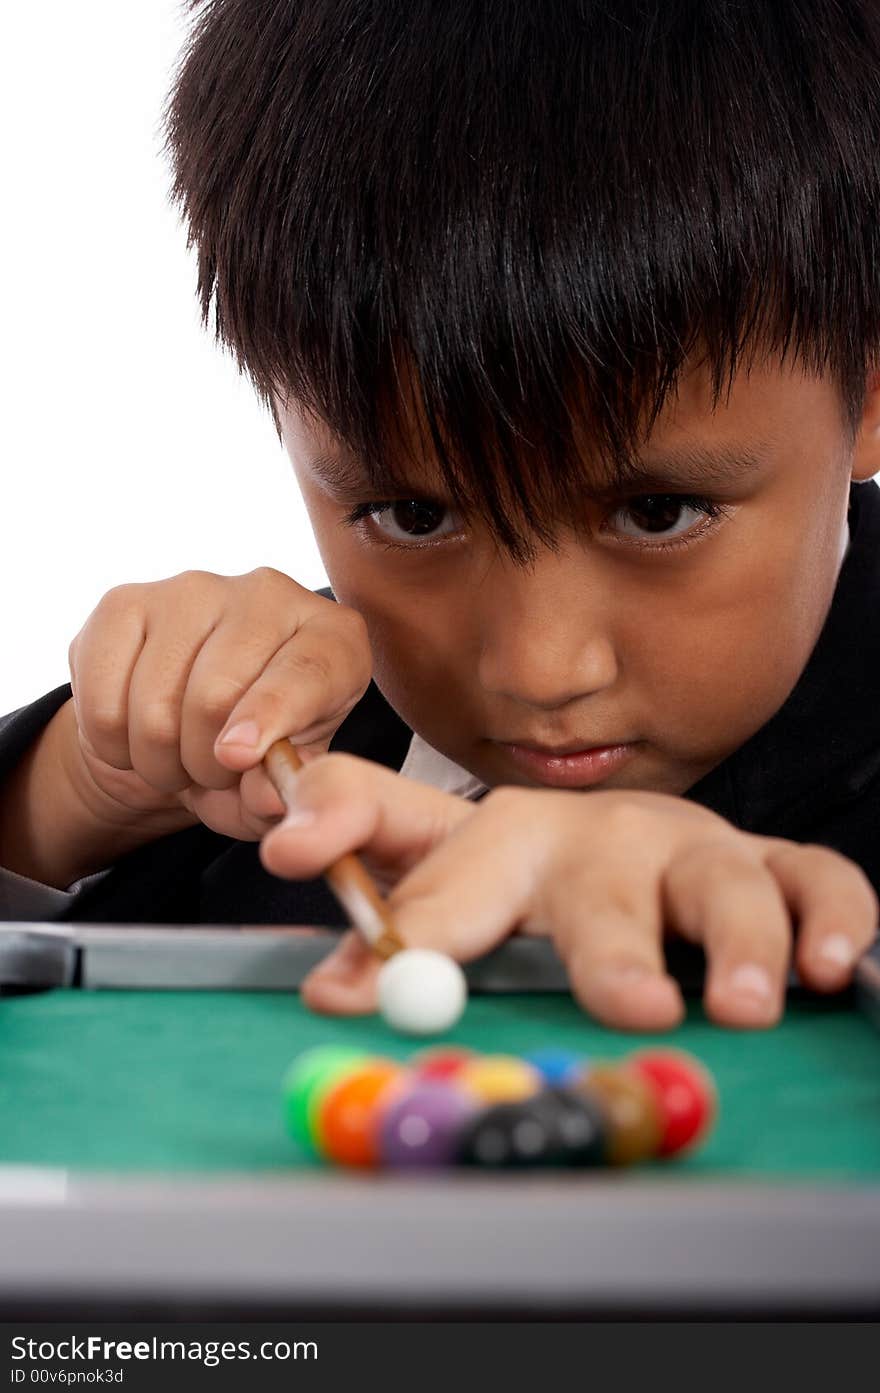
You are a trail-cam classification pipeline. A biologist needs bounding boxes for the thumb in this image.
[258,752,476,886]
[300,930,382,1014]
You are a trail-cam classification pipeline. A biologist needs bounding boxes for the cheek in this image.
[334,585,467,722]
[625,510,841,756]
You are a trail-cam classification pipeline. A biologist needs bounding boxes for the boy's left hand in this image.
[259,753,878,1030]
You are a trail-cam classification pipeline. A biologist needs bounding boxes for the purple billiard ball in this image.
[379,1082,477,1168]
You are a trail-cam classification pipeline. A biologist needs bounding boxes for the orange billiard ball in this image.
[316,1060,407,1167]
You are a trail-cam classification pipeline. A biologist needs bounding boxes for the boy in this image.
[1,0,879,1032]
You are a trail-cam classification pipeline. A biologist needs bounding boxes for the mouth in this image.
[494,740,637,789]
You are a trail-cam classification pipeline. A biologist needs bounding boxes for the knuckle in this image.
[137,704,181,750]
[246,565,290,595]
[794,841,848,873]
[837,859,879,918]
[787,843,878,913]
[197,678,246,726]
[288,646,333,685]
[692,842,755,878]
[172,568,214,590]
[666,839,756,903]
[92,582,142,623]
[86,704,124,743]
[164,569,220,609]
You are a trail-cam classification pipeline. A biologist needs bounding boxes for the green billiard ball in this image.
[282,1044,369,1155]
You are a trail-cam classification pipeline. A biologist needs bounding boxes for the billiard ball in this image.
[317,1059,407,1167]
[456,1087,607,1168]
[524,1047,584,1086]
[379,1081,478,1167]
[377,948,468,1035]
[281,1044,369,1154]
[457,1054,543,1104]
[412,1045,476,1081]
[579,1063,663,1165]
[630,1048,717,1156]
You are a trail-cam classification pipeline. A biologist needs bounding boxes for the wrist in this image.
[0,699,196,888]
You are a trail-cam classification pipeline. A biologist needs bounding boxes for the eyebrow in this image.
[306,450,427,502]
[306,442,768,502]
[610,442,768,496]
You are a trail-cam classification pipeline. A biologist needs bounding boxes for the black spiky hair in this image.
[164,0,880,563]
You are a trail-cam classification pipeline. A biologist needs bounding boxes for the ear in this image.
[851,368,880,481]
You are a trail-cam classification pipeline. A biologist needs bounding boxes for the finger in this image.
[665,843,791,1027]
[258,752,476,890]
[214,608,371,772]
[300,930,383,1015]
[293,790,551,1007]
[553,887,684,1032]
[238,764,286,823]
[68,590,147,770]
[762,841,879,991]
[189,764,289,841]
[125,611,218,793]
[178,617,294,790]
[371,785,573,962]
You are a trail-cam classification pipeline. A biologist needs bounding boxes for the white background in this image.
[2,7,874,717]
[0,2,329,714]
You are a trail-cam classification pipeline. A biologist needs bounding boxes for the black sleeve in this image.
[0,685,81,920]
[0,683,72,785]
[801,779,880,899]
[0,681,234,924]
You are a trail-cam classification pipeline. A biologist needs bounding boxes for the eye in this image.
[606,494,724,546]
[342,499,462,548]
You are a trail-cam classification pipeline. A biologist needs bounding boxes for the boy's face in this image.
[276,358,873,796]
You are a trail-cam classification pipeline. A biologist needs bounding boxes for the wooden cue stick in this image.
[263,738,404,961]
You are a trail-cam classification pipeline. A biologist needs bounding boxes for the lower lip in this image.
[498,742,636,788]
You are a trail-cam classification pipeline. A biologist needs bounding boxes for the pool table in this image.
[1,924,879,1319]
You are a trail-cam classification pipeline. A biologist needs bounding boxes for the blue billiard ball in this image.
[523,1048,585,1087]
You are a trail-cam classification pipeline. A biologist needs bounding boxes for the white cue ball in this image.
[377,948,468,1036]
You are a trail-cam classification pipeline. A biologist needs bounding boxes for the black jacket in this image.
[3,481,880,924]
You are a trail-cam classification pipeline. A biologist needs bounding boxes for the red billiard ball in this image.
[412,1046,476,1082]
[630,1049,717,1157]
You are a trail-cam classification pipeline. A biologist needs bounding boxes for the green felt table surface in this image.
[1,989,879,1179]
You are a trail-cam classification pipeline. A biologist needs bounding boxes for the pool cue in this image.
[263,738,405,961]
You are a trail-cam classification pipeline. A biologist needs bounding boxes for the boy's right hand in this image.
[66,568,372,843]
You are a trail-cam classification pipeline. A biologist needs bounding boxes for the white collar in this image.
[397,732,490,801]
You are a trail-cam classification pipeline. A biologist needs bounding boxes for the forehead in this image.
[275,359,845,497]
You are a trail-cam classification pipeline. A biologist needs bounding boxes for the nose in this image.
[475,545,619,709]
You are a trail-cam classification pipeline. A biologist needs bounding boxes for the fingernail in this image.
[218,719,260,749]
[817,933,855,969]
[727,962,774,1002]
